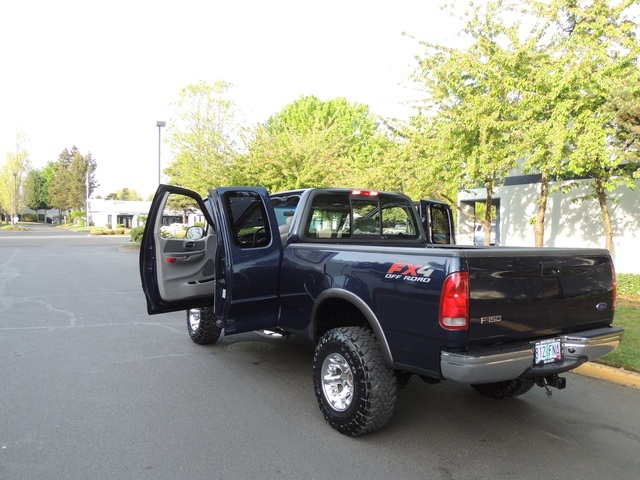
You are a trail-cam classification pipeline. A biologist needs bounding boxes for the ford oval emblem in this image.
[596,302,608,311]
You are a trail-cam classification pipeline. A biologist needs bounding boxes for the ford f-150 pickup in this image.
[140,185,623,436]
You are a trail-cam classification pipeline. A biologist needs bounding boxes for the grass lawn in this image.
[598,298,640,373]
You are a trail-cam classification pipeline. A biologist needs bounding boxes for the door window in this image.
[430,203,452,244]
[158,193,207,239]
[223,191,272,248]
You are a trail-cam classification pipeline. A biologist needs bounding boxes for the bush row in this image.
[90,228,129,236]
[618,274,640,299]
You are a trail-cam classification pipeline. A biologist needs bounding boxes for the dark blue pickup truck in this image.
[140,185,623,436]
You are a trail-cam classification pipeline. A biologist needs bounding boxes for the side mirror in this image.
[185,226,205,240]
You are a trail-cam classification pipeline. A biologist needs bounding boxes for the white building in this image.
[458,175,640,274]
[88,199,206,229]
[88,199,152,229]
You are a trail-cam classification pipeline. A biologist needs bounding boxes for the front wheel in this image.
[187,307,222,345]
[471,379,535,399]
[313,327,397,436]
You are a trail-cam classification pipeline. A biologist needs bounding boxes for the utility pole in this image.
[156,121,166,187]
[13,171,18,225]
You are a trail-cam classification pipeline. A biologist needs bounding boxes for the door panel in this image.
[211,188,282,334]
[157,235,215,302]
[140,185,216,314]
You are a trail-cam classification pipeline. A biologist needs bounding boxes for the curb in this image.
[572,363,640,390]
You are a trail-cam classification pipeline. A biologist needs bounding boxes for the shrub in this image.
[103,229,115,235]
[130,226,145,244]
[22,213,37,222]
[114,228,125,235]
[90,230,105,236]
[106,223,112,229]
[618,274,640,299]
[70,211,86,226]
[116,224,126,229]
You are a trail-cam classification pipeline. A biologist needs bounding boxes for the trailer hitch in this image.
[535,374,567,398]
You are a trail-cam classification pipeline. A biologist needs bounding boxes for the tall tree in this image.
[24,169,49,221]
[242,95,392,192]
[0,131,31,222]
[47,147,98,214]
[165,81,242,195]
[409,0,531,244]
[523,0,640,251]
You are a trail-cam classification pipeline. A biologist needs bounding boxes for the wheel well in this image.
[314,297,370,340]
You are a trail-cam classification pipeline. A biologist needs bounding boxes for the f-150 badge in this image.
[480,315,502,324]
[385,263,433,283]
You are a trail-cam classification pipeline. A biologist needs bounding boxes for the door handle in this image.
[184,241,196,250]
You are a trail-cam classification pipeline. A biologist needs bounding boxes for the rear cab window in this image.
[301,189,423,244]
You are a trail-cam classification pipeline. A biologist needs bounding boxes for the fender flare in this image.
[310,288,394,367]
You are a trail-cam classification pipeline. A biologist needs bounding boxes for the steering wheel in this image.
[252,227,266,246]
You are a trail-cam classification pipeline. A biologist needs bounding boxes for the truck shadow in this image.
[196,334,632,478]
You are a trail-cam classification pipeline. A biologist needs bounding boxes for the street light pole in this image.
[156,121,166,187]
[13,172,18,225]
[86,168,90,227]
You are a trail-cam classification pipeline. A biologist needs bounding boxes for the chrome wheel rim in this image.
[321,353,354,412]
[188,309,201,331]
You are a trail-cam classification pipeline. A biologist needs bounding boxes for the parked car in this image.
[474,222,496,245]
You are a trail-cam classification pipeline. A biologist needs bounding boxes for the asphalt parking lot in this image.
[1,225,639,479]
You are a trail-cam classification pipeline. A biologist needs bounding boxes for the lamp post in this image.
[13,172,18,225]
[86,168,91,227]
[156,120,166,187]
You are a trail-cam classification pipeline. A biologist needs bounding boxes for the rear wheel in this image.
[187,307,222,345]
[471,379,535,399]
[313,327,397,436]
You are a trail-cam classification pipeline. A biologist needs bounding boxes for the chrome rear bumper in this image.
[441,326,624,384]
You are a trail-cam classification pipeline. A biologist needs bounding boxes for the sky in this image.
[0,0,465,198]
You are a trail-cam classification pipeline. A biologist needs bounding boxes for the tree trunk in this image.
[594,178,614,252]
[534,172,549,247]
[484,185,494,246]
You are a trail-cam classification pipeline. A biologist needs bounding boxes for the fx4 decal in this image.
[385,263,434,283]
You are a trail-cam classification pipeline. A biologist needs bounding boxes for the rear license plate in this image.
[534,338,562,365]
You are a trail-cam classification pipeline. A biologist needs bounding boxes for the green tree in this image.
[47,161,71,213]
[165,81,242,195]
[0,131,31,223]
[243,95,392,192]
[409,1,530,244]
[523,0,640,251]
[47,147,98,214]
[40,162,57,219]
[105,188,142,201]
[608,90,640,178]
[24,169,49,221]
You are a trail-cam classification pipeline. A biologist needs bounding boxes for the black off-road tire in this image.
[313,327,397,436]
[186,307,222,345]
[471,379,535,399]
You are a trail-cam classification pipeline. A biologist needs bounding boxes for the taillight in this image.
[612,264,616,312]
[439,272,469,330]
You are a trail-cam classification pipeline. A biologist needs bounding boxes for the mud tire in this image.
[313,327,397,436]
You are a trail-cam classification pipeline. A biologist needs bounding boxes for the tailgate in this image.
[465,248,615,345]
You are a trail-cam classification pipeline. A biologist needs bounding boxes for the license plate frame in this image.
[534,338,563,365]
